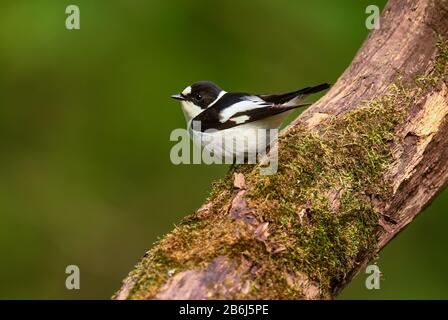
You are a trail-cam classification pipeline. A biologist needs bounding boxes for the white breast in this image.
[188,111,291,160]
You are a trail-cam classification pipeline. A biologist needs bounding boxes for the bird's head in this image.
[171,81,223,122]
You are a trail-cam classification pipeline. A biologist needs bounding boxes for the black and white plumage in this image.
[171,81,330,159]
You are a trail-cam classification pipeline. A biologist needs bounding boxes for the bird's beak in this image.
[171,93,185,101]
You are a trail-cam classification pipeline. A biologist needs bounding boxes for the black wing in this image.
[190,92,267,132]
[191,93,309,132]
[191,83,330,132]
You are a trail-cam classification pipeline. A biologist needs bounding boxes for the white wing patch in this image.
[208,90,226,108]
[230,115,250,124]
[219,96,267,123]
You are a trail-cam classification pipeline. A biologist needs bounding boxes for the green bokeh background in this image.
[0,0,447,299]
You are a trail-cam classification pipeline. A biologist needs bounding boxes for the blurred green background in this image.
[0,0,447,299]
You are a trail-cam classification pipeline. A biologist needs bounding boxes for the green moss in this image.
[435,35,448,76]
[236,85,410,297]
[417,35,448,86]
[116,37,447,300]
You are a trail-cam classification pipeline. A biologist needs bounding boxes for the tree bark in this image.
[115,0,448,300]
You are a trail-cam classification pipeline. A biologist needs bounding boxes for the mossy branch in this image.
[115,0,448,300]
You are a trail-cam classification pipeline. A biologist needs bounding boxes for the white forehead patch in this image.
[182,86,192,95]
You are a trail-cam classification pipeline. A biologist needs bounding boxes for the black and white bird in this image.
[171,81,330,160]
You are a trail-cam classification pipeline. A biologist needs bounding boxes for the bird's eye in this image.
[195,94,202,101]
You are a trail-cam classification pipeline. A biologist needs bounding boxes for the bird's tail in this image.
[294,83,331,95]
[261,83,331,106]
